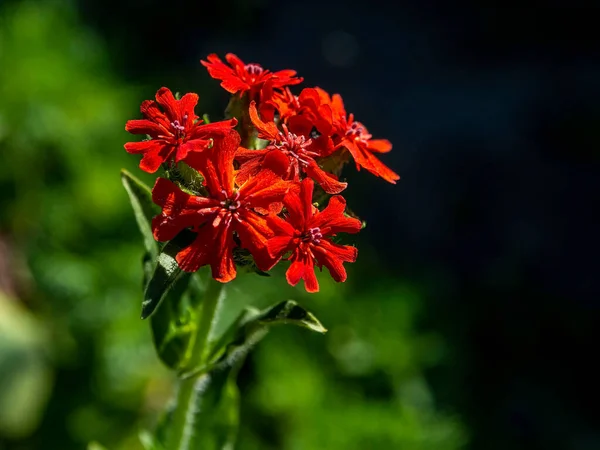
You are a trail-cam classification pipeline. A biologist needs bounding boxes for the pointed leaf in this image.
[150,272,194,369]
[154,300,325,450]
[206,300,326,371]
[255,299,328,333]
[121,169,160,259]
[142,229,196,319]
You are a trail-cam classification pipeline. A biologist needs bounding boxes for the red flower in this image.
[236,102,346,194]
[260,86,333,136]
[151,130,296,282]
[201,53,302,100]
[293,88,400,184]
[267,178,361,293]
[125,87,237,173]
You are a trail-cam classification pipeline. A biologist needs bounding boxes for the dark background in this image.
[1,1,598,449]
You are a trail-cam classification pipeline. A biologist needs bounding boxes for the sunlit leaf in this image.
[87,443,109,450]
[212,300,326,365]
[149,272,193,370]
[120,169,160,260]
[139,429,165,450]
[141,229,196,319]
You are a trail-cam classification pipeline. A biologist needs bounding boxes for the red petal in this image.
[331,94,346,118]
[344,140,400,184]
[139,145,169,173]
[175,221,236,282]
[281,187,305,229]
[124,139,160,154]
[267,235,294,259]
[151,178,218,241]
[298,88,321,109]
[238,168,295,211]
[125,119,165,136]
[234,148,268,185]
[312,239,357,283]
[305,160,347,194]
[315,105,334,136]
[248,101,279,141]
[188,118,238,140]
[202,54,248,93]
[299,178,315,223]
[235,211,278,271]
[368,139,392,153]
[272,69,299,79]
[261,149,290,177]
[179,93,198,124]
[310,195,362,235]
[266,213,295,236]
[225,53,245,70]
[176,233,212,273]
[287,115,313,138]
[220,78,250,95]
[155,87,178,121]
[176,139,211,162]
[190,130,240,196]
[140,100,170,128]
[210,220,237,282]
[286,250,319,292]
[286,253,304,285]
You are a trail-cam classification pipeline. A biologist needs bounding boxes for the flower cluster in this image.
[124,53,398,292]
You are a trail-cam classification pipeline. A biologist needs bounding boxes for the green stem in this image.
[166,277,224,450]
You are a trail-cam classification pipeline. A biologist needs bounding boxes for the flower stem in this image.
[166,277,224,450]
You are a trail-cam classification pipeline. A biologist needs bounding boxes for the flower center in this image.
[170,114,188,140]
[274,126,319,168]
[244,63,264,76]
[345,121,371,144]
[244,63,264,84]
[219,190,241,211]
[301,227,323,244]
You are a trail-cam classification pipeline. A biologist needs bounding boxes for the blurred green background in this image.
[2,1,598,449]
[0,1,465,449]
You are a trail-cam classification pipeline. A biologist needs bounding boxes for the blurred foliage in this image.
[0,1,467,449]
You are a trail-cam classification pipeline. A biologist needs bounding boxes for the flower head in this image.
[125,87,237,173]
[292,88,400,184]
[267,178,362,293]
[236,102,346,194]
[201,53,302,101]
[151,130,296,282]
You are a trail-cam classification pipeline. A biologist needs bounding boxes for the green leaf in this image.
[254,299,328,333]
[139,430,165,450]
[120,169,160,260]
[202,300,326,375]
[141,229,196,319]
[157,360,242,450]
[149,272,193,370]
[150,268,210,371]
[153,299,325,449]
